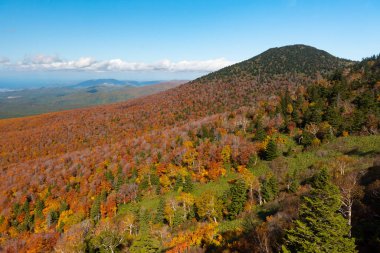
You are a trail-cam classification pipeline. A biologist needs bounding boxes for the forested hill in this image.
[0,45,351,167]
[0,46,379,252]
[197,44,353,83]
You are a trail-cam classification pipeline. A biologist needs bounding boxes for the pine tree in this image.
[183,175,193,193]
[280,90,292,118]
[130,208,161,253]
[90,196,101,222]
[282,168,357,253]
[155,198,165,224]
[139,209,151,235]
[173,175,183,191]
[292,109,300,126]
[325,106,342,130]
[247,154,258,169]
[261,175,279,202]
[227,179,247,219]
[288,169,300,193]
[100,190,107,202]
[105,170,114,182]
[268,176,279,197]
[350,110,366,132]
[264,139,278,161]
[34,199,45,219]
[115,175,124,191]
[254,122,266,141]
[129,235,161,253]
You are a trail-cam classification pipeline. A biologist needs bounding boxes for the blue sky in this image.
[0,0,379,88]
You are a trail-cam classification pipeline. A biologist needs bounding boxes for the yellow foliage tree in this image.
[221,145,231,165]
[177,192,194,219]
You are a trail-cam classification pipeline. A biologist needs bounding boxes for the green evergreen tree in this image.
[294,95,303,109]
[292,109,300,126]
[173,175,183,191]
[130,168,138,183]
[227,179,247,219]
[309,107,322,124]
[324,106,342,130]
[129,235,161,253]
[22,199,30,213]
[130,208,161,253]
[280,90,292,118]
[183,175,193,193]
[247,154,258,169]
[350,110,366,132]
[115,175,124,191]
[34,199,45,219]
[59,200,69,212]
[268,176,279,197]
[150,173,159,186]
[105,170,114,183]
[261,181,272,202]
[20,212,34,232]
[254,122,266,141]
[282,168,357,253]
[264,139,278,161]
[173,209,185,227]
[261,175,279,202]
[289,179,300,193]
[288,169,300,193]
[155,183,161,195]
[300,131,314,147]
[90,196,101,222]
[139,209,151,235]
[115,167,124,191]
[100,190,108,202]
[139,176,150,191]
[154,198,165,224]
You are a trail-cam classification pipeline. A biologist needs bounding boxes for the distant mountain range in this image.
[71,79,162,88]
[0,88,17,93]
[0,80,187,118]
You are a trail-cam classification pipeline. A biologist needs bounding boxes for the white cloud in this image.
[22,55,61,65]
[0,57,10,64]
[1,55,233,73]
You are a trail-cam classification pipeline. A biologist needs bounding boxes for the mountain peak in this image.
[199,44,353,83]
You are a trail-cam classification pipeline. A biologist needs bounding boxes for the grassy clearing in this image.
[250,161,270,176]
[329,135,380,155]
[192,170,237,197]
[279,135,380,174]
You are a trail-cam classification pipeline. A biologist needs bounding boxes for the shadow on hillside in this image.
[352,156,380,253]
[344,148,379,157]
[359,155,380,185]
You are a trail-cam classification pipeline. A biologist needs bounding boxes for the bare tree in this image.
[336,171,364,237]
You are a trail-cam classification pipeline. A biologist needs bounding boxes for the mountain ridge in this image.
[71,79,164,88]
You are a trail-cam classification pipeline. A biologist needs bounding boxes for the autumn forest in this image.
[0,45,379,253]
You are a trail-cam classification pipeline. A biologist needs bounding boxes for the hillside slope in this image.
[0,45,351,167]
[0,45,379,252]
